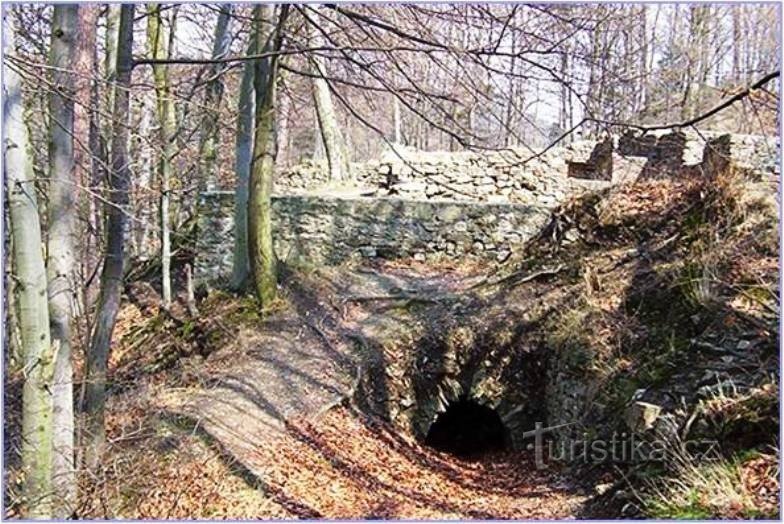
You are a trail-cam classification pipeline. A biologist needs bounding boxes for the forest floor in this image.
[62,260,589,519]
[3,165,779,519]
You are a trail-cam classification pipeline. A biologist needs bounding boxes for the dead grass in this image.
[643,447,779,519]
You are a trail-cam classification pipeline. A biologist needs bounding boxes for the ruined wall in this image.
[276,144,611,203]
[618,130,779,179]
[276,132,777,200]
[197,131,777,283]
[196,192,553,283]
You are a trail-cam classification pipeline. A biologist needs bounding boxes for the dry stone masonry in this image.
[196,193,553,283]
[196,132,777,283]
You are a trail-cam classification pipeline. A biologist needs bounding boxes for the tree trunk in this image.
[84,4,134,469]
[309,17,350,181]
[200,4,233,191]
[74,6,100,340]
[102,4,121,151]
[276,77,290,166]
[231,39,256,290]
[638,5,648,115]
[393,97,402,144]
[559,48,568,131]
[732,7,742,83]
[248,4,288,305]
[46,5,80,516]
[147,3,176,309]
[134,95,154,258]
[4,15,55,518]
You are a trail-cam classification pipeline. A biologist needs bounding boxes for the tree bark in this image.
[129,95,153,259]
[84,4,134,469]
[4,15,55,518]
[102,4,121,151]
[230,39,256,290]
[146,3,176,309]
[309,17,350,181]
[200,4,233,191]
[393,97,402,144]
[732,7,742,83]
[638,5,648,115]
[74,6,99,342]
[46,5,80,516]
[248,4,287,305]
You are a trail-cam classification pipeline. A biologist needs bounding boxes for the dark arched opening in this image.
[424,397,508,457]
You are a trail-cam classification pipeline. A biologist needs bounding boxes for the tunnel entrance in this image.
[424,397,508,457]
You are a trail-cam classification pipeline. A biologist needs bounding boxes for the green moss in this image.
[179,319,195,339]
[227,295,264,324]
[603,375,640,413]
[561,344,594,370]
[646,490,713,519]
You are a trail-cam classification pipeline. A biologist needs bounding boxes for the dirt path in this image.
[157,262,588,518]
[235,406,586,519]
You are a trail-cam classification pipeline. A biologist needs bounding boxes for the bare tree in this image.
[200,4,233,191]
[84,3,135,469]
[4,13,55,518]
[230,38,255,290]
[147,3,177,309]
[248,4,288,304]
[45,5,85,516]
[309,11,350,181]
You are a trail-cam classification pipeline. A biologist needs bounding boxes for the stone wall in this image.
[617,129,779,179]
[276,131,777,200]
[197,131,777,283]
[276,144,611,204]
[196,192,553,283]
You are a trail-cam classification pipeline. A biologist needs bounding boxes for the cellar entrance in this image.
[424,397,508,457]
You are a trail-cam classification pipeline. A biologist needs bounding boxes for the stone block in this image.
[625,401,662,432]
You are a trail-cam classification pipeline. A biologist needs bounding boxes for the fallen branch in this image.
[344,292,444,304]
[469,263,566,291]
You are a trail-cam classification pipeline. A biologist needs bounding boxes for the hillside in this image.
[6,159,776,519]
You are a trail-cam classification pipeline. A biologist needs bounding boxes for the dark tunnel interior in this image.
[424,397,508,457]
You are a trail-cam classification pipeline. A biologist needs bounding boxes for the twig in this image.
[469,263,566,291]
[344,292,445,304]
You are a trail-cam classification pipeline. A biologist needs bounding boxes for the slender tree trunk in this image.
[4,16,55,518]
[248,4,287,305]
[75,8,101,475]
[84,4,134,469]
[74,6,99,322]
[393,97,402,144]
[504,38,517,146]
[680,7,700,120]
[135,95,154,257]
[231,39,256,290]
[147,3,176,309]
[559,48,568,131]
[587,21,601,133]
[277,76,290,166]
[638,5,648,115]
[46,6,80,516]
[200,4,233,191]
[309,17,350,181]
[732,7,742,83]
[647,4,659,114]
[102,4,121,151]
